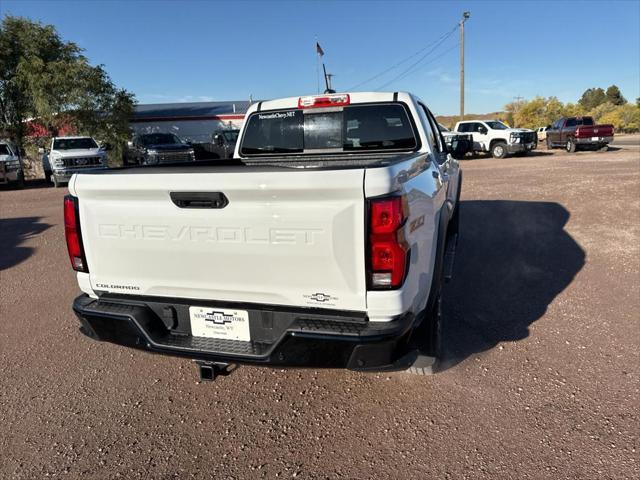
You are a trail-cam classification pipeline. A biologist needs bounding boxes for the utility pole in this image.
[460,11,470,122]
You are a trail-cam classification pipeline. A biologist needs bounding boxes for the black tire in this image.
[566,138,577,153]
[491,141,508,159]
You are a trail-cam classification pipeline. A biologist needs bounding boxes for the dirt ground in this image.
[1,139,638,479]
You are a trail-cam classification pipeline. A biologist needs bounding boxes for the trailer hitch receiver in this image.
[195,361,236,382]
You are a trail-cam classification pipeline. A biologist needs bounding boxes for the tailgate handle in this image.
[170,192,228,209]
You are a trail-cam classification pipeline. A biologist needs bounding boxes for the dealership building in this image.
[130,101,251,143]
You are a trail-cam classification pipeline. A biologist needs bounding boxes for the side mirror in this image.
[478,126,488,135]
[38,147,45,154]
[546,125,552,130]
[101,142,112,151]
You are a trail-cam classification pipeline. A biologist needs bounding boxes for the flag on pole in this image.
[316,42,324,57]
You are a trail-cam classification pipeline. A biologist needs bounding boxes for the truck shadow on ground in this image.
[0,217,51,270]
[439,200,585,369]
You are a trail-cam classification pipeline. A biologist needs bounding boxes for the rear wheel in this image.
[566,138,576,153]
[491,142,508,159]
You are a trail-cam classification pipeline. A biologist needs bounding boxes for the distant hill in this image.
[436,112,506,129]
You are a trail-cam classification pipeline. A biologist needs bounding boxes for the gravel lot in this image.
[1,139,638,479]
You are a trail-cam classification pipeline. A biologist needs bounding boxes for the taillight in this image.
[368,196,408,289]
[298,93,350,109]
[64,195,88,272]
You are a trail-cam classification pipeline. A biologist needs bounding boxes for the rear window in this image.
[566,117,594,128]
[240,104,417,156]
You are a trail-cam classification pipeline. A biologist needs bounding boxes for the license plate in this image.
[189,306,250,341]
[591,137,600,141]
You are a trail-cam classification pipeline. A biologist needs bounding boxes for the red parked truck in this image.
[546,116,614,152]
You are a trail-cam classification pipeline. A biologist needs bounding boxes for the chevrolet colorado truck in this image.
[67,92,461,376]
[42,136,108,187]
[545,116,614,152]
[0,140,25,188]
[455,119,537,158]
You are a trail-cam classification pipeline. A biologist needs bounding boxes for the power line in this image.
[346,24,458,91]
[375,42,459,90]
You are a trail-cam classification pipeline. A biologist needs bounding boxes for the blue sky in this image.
[2,0,639,114]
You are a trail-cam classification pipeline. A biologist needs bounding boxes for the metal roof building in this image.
[130,101,251,143]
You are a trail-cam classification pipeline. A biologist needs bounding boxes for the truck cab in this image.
[455,120,537,158]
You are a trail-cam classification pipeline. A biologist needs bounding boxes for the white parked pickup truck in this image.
[0,140,24,188]
[455,119,537,158]
[67,92,461,377]
[42,136,108,187]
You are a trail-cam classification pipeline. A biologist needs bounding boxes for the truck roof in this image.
[52,136,95,140]
[247,92,413,114]
[457,119,500,124]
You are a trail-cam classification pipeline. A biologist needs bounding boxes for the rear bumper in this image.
[575,136,613,144]
[72,294,417,371]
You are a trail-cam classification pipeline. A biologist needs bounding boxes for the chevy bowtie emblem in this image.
[310,293,331,302]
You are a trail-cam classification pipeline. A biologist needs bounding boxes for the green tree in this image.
[504,96,574,129]
[588,101,617,123]
[605,85,626,106]
[599,104,640,132]
[0,16,134,158]
[578,87,606,110]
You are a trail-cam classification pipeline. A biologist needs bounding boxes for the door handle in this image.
[170,192,229,209]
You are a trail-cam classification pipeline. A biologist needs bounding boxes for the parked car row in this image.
[440,114,614,159]
[35,127,241,188]
[2,113,617,190]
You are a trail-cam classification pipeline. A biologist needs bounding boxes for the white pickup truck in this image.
[67,92,461,377]
[42,136,108,187]
[455,119,537,158]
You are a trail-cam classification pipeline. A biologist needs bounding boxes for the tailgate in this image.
[71,168,367,311]
[576,125,614,137]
